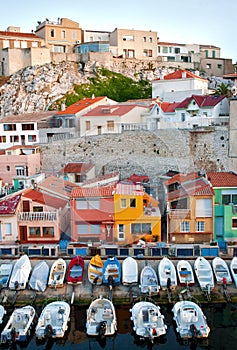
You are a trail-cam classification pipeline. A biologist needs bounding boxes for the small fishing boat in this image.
[35,301,70,339]
[212,257,232,284]
[1,305,35,343]
[172,300,210,339]
[67,256,84,284]
[0,305,6,324]
[88,254,103,286]
[193,257,214,291]
[86,296,117,337]
[176,260,195,286]
[139,265,159,294]
[0,263,13,288]
[122,256,138,285]
[158,257,177,290]
[230,256,237,288]
[29,261,50,292]
[9,254,31,290]
[48,258,66,288]
[102,256,121,286]
[130,301,167,342]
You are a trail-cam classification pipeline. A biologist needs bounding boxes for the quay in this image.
[0,258,237,308]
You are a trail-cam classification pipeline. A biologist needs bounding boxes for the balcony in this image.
[18,212,57,221]
[169,209,191,219]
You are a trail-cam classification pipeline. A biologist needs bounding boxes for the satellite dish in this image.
[231,85,237,96]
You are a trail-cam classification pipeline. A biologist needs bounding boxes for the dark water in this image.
[1,303,237,350]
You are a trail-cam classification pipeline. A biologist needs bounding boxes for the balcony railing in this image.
[169,209,191,219]
[144,207,160,216]
[18,212,57,221]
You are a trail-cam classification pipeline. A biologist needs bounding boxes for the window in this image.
[222,193,237,205]
[218,64,222,69]
[212,50,216,58]
[3,40,9,48]
[196,199,212,217]
[22,123,34,130]
[107,120,114,131]
[6,166,10,171]
[33,206,43,212]
[72,31,76,40]
[206,63,211,69]
[43,227,54,236]
[175,47,180,54]
[76,198,100,210]
[120,198,126,208]
[21,41,27,48]
[205,50,208,58]
[28,135,37,142]
[131,223,152,234]
[149,37,152,43]
[15,166,24,176]
[29,227,40,236]
[196,221,205,232]
[130,198,136,208]
[61,30,66,39]
[14,40,20,48]
[4,124,16,131]
[0,136,6,143]
[169,47,172,53]
[50,29,55,37]
[75,174,86,183]
[85,121,91,131]
[5,223,12,235]
[10,135,19,142]
[181,113,186,122]
[122,35,134,41]
[162,46,168,53]
[181,221,190,232]
[77,223,100,234]
[232,219,237,229]
[118,224,125,240]
[143,37,146,42]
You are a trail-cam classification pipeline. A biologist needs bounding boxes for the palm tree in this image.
[214,82,232,97]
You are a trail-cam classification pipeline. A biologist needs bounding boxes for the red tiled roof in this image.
[38,176,79,198]
[0,194,21,214]
[157,101,180,113]
[164,69,207,82]
[164,172,200,186]
[81,172,119,186]
[82,104,147,117]
[0,112,55,123]
[207,172,237,187]
[71,186,114,198]
[23,189,67,209]
[60,162,94,174]
[0,31,42,40]
[176,94,226,109]
[56,96,107,115]
[126,173,150,183]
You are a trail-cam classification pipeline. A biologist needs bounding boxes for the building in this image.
[35,18,82,53]
[70,186,115,244]
[152,69,209,102]
[113,181,161,244]
[164,172,214,244]
[18,188,69,244]
[109,28,158,59]
[0,145,42,191]
[207,171,237,242]
[0,26,46,76]
[58,162,95,185]
[0,194,21,244]
[80,104,148,136]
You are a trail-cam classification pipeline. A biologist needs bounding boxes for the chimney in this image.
[181,71,186,79]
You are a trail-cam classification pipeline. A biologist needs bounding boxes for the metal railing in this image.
[18,212,57,221]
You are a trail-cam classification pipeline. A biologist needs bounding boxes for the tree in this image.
[214,82,232,97]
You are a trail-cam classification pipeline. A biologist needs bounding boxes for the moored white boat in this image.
[35,301,70,339]
[176,260,195,286]
[86,296,117,337]
[139,265,159,294]
[29,260,50,292]
[193,257,214,291]
[230,256,237,288]
[1,305,35,343]
[9,255,31,290]
[212,257,232,284]
[130,301,167,342]
[122,257,138,285]
[0,263,13,288]
[158,257,177,290]
[172,300,210,339]
[48,258,66,288]
[0,305,6,324]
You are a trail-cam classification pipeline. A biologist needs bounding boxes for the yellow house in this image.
[113,182,161,244]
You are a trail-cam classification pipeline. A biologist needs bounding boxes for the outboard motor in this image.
[44,324,54,338]
[190,324,197,338]
[14,281,19,291]
[167,277,171,291]
[11,327,16,342]
[108,276,114,291]
[96,321,107,338]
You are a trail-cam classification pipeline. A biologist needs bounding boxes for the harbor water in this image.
[1,302,237,350]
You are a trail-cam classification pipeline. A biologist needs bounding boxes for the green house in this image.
[207,172,237,242]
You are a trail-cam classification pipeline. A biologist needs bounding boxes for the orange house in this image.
[113,182,161,244]
[165,172,214,244]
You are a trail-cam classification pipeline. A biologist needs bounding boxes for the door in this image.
[97,126,102,135]
[215,217,224,239]
[105,224,113,244]
[19,226,27,242]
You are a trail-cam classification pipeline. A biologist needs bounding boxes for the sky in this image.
[1,0,236,62]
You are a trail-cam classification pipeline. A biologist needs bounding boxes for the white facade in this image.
[0,121,39,149]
